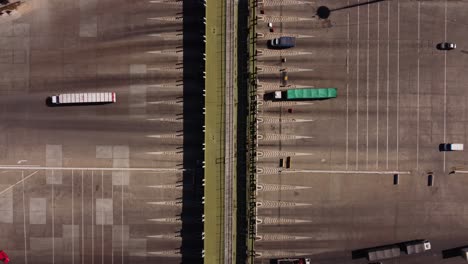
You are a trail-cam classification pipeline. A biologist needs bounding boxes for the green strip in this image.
[204,0,225,262]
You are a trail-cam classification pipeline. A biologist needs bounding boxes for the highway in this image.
[224,0,236,263]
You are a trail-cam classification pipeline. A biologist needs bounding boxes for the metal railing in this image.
[246,0,258,262]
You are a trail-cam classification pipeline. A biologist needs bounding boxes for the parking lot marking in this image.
[386,0,390,169]
[101,171,104,264]
[366,0,370,169]
[396,0,400,170]
[121,173,124,264]
[72,170,75,264]
[0,166,178,171]
[52,171,55,264]
[282,169,411,175]
[417,1,421,169]
[92,171,94,264]
[356,0,360,170]
[443,0,447,172]
[376,2,380,169]
[346,0,350,170]
[22,171,28,264]
[0,170,38,196]
[81,171,84,264]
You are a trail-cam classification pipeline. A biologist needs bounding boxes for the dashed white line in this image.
[22,171,28,264]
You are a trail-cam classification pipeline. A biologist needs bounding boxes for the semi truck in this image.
[367,245,401,261]
[50,92,116,105]
[367,240,431,261]
[270,88,337,101]
[460,247,468,261]
[403,240,431,254]
[274,258,311,264]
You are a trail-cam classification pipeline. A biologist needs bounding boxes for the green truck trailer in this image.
[273,88,337,100]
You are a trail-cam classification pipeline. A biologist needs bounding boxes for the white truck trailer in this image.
[403,240,431,254]
[51,92,116,105]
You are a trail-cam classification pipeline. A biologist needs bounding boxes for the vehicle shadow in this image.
[442,245,468,259]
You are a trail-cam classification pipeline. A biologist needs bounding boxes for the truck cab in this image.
[439,143,464,151]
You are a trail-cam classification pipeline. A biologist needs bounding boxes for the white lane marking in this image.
[366,0,370,169]
[346,0,350,170]
[281,169,411,175]
[443,0,447,172]
[121,172,124,264]
[386,0,390,170]
[72,170,74,264]
[417,1,421,170]
[396,0,400,170]
[52,170,55,264]
[0,166,179,171]
[376,1,380,169]
[0,170,38,196]
[92,171,94,264]
[111,181,114,264]
[101,171,104,264]
[81,171,84,264]
[22,171,28,264]
[356,0,360,170]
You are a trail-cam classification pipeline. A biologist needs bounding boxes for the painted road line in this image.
[72,170,75,264]
[356,0,360,170]
[52,171,55,264]
[346,0,350,170]
[81,171,84,264]
[376,1,380,169]
[396,0,400,170]
[417,1,420,170]
[366,0,370,169]
[281,169,411,175]
[0,170,38,197]
[386,0,390,170]
[22,171,28,264]
[443,0,447,172]
[91,171,94,264]
[101,171,104,264]
[0,166,180,171]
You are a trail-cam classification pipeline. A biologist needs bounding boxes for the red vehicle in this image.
[0,250,9,263]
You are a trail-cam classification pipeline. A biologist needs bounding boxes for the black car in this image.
[437,42,456,50]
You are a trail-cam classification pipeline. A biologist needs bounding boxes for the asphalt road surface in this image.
[255,0,468,263]
[0,0,185,263]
